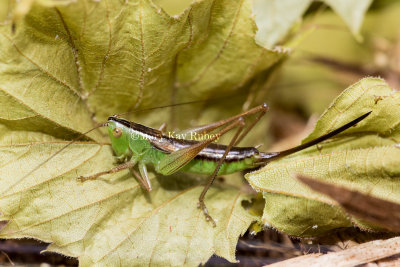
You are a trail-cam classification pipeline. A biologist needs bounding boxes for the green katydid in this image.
[16,103,371,226]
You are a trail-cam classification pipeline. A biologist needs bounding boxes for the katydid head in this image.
[107,116,131,157]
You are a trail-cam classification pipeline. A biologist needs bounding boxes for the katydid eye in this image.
[112,127,122,138]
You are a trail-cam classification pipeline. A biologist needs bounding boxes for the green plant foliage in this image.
[246,77,400,237]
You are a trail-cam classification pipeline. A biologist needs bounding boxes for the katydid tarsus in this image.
[15,103,371,227]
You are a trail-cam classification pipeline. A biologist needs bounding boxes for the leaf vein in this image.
[0,87,91,139]
[0,33,81,98]
[181,0,244,87]
[55,8,84,94]
[133,0,146,109]
[90,0,112,96]
[95,185,200,263]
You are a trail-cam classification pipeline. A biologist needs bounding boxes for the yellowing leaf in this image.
[297,174,400,232]
[0,0,285,131]
[0,142,255,266]
[0,0,283,265]
[246,77,400,237]
[153,0,194,16]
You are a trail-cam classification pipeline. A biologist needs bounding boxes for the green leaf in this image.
[0,0,283,265]
[245,77,400,237]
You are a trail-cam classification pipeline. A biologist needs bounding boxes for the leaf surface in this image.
[0,142,256,266]
[246,77,400,236]
[0,0,284,265]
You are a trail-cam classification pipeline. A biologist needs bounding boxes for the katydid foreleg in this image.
[78,159,137,182]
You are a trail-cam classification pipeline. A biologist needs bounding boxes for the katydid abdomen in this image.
[181,156,257,175]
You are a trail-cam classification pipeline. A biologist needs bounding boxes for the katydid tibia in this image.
[16,104,371,227]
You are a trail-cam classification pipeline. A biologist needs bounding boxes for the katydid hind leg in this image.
[176,103,268,137]
[157,104,269,226]
[234,104,268,145]
[198,118,246,227]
